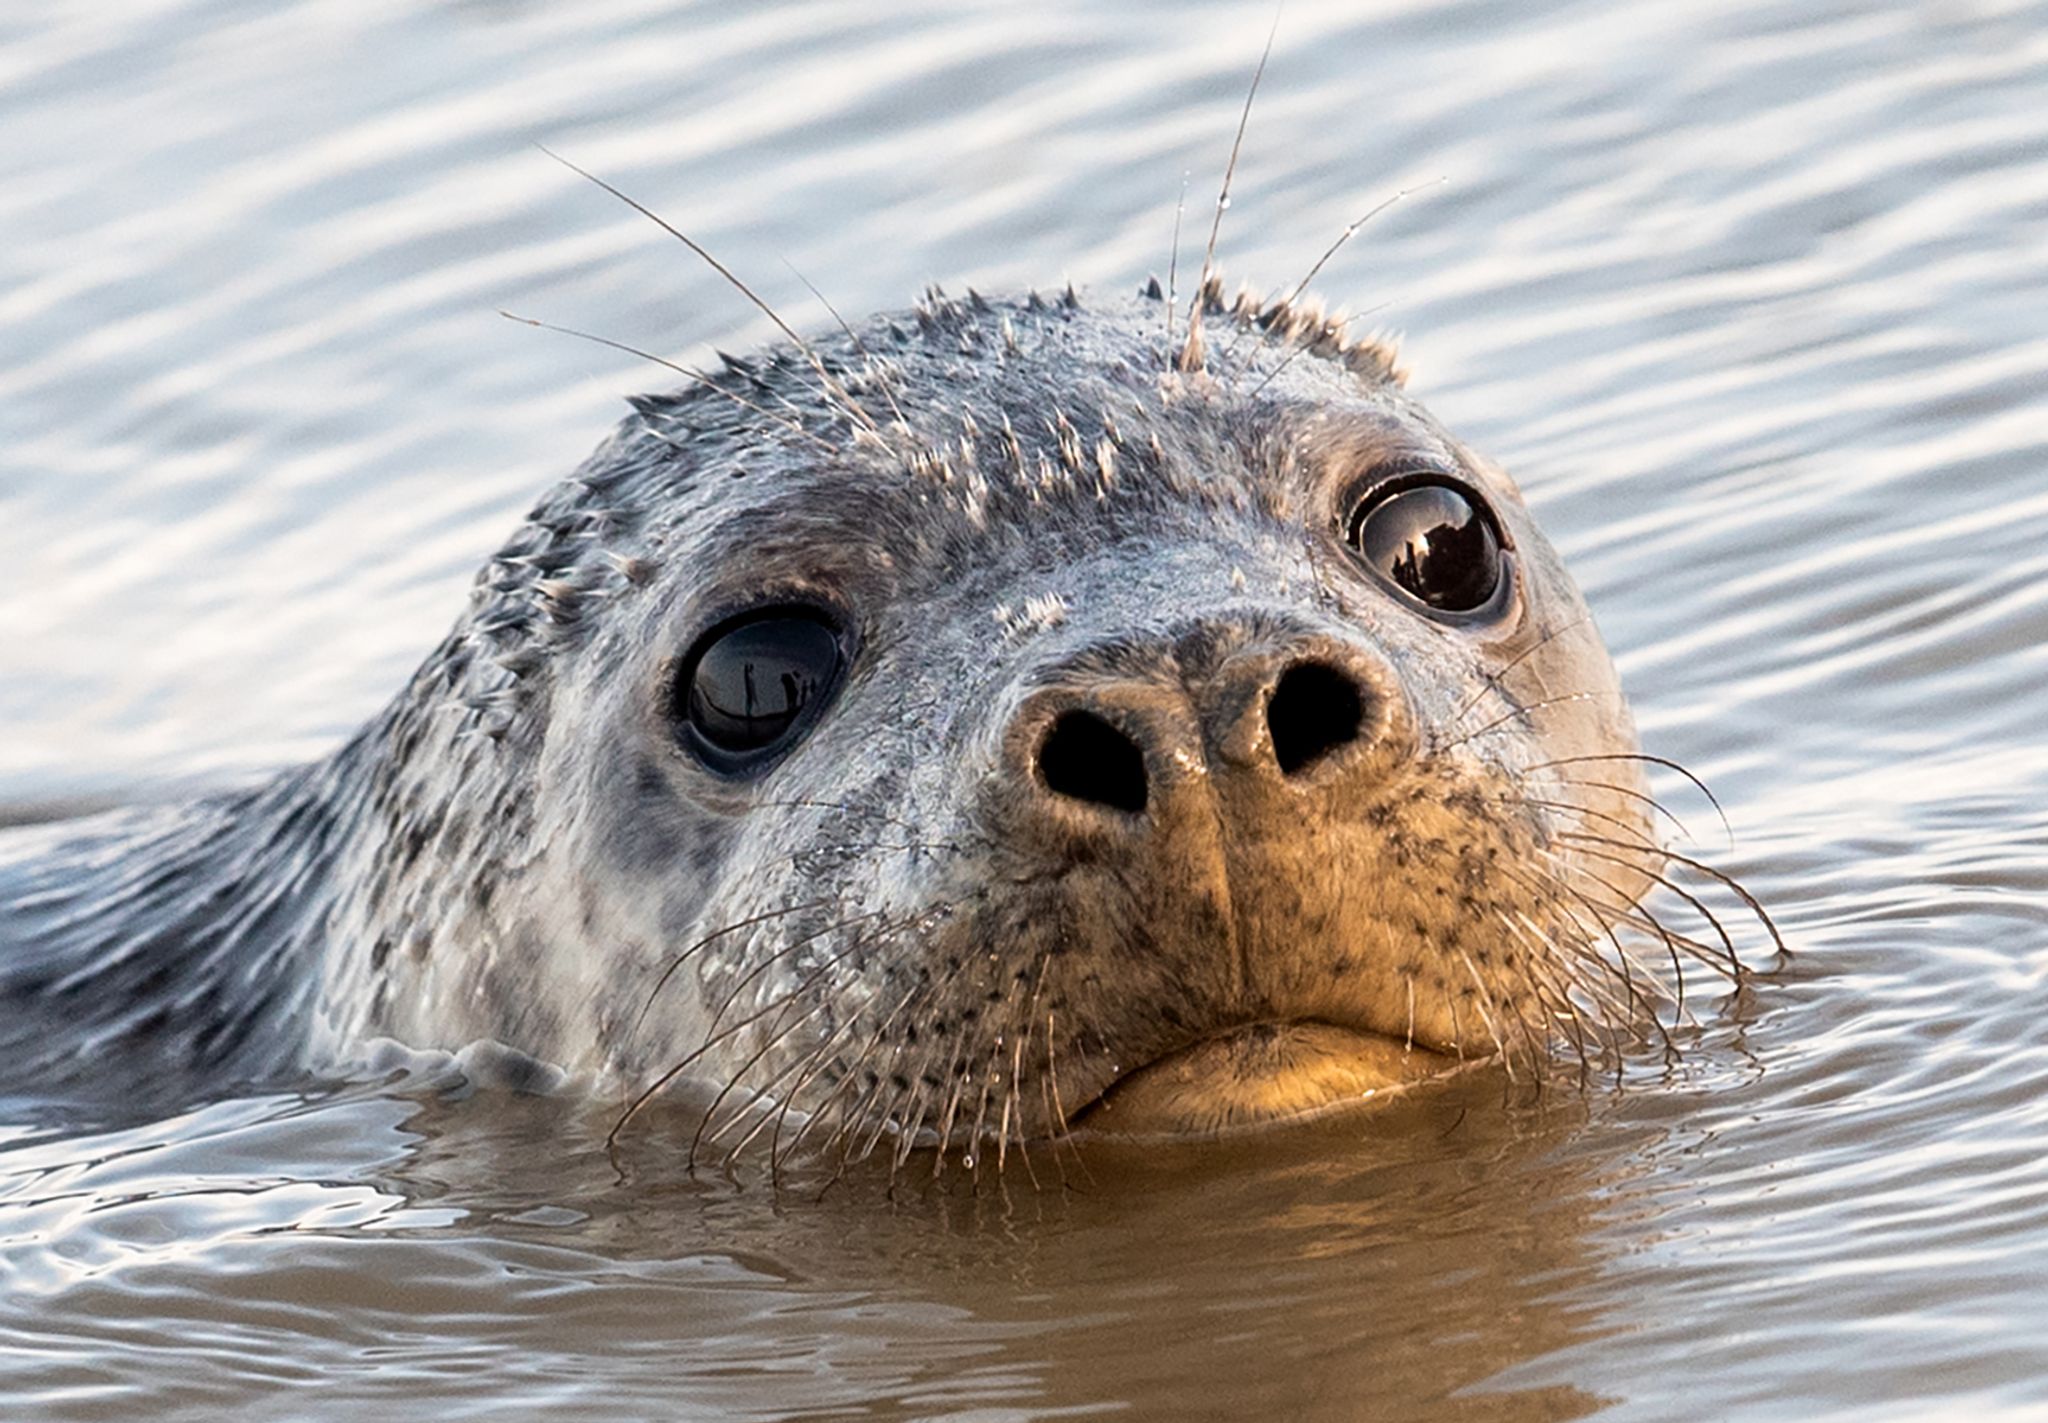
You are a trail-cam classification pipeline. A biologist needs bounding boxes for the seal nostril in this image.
[1037,711,1149,814]
[1267,662,1367,775]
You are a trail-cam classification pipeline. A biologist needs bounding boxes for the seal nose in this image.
[1017,634,1396,830]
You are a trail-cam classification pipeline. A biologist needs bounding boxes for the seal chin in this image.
[1074,1022,1460,1139]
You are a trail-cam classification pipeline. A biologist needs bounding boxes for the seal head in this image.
[294,279,1661,1150]
[0,279,1692,1152]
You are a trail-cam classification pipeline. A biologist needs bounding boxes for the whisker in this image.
[783,933,978,1178]
[692,923,937,1170]
[1479,791,1664,853]
[687,908,887,1061]
[631,898,835,1038]
[1502,907,1635,1051]
[499,311,837,455]
[1514,861,1684,1059]
[688,996,839,1170]
[1179,8,1280,374]
[607,914,889,1165]
[1558,830,1779,966]
[1164,169,1190,361]
[1493,862,1652,1016]
[1500,927,1601,1087]
[782,258,912,431]
[1432,690,1617,755]
[1536,773,1698,843]
[1449,613,1591,727]
[1452,949,1513,1078]
[1223,179,1440,379]
[1242,300,1394,402]
[537,144,881,435]
[1527,753,1733,846]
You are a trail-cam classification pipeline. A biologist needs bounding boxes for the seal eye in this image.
[1345,479,1505,615]
[676,607,846,773]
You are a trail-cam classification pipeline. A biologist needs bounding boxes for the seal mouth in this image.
[1071,1020,1461,1140]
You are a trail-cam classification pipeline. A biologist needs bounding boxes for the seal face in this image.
[0,277,1695,1157]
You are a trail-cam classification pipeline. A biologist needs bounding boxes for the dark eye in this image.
[1344,478,1506,615]
[676,607,847,773]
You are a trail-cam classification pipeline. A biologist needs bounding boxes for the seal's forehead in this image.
[625,285,1505,554]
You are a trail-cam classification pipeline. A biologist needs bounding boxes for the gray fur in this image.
[0,278,1677,1146]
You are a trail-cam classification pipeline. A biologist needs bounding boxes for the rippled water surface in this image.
[4,1,2047,1418]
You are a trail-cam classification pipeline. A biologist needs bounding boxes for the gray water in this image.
[3,0,2046,1417]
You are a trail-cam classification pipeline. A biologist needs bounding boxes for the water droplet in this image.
[1220,196,1232,210]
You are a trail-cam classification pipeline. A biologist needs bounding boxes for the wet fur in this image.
[0,277,1766,1163]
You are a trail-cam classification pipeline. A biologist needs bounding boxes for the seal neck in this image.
[0,754,360,1107]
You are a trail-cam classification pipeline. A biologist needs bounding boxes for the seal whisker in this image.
[721,1010,861,1176]
[1403,953,1417,1054]
[777,932,978,1177]
[607,914,894,1165]
[1533,773,1699,844]
[870,964,975,1176]
[1492,866,1661,1038]
[632,898,837,1037]
[831,1051,906,1175]
[1179,8,1279,374]
[1042,1010,1094,1186]
[1516,862,1686,1060]
[765,1017,876,1183]
[781,259,913,432]
[1556,832,1776,971]
[1432,690,1619,755]
[1449,613,1593,727]
[753,937,936,1163]
[927,1031,974,1179]
[1500,907,1633,1060]
[1556,835,1785,970]
[1163,168,1191,360]
[1023,950,1087,1187]
[536,144,882,436]
[1241,301,1395,403]
[1582,894,1743,980]
[1527,753,1735,846]
[1451,949,1514,1077]
[1441,982,1467,1064]
[963,1045,1000,1187]
[1499,926,1603,1088]
[998,948,1056,1184]
[1536,842,1747,991]
[1490,793,1670,861]
[497,310,838,455]
[692,922,938,1169]
[1221,180,1437,380]
[689,908,892,1069]
[688,994,839,1171]
[1523,851,1728,1040]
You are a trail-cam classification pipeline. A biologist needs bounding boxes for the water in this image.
[3,0,2046,1416]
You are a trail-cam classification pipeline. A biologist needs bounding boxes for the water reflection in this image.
[4,0,2048,1415]
[15,1068,1648,1418]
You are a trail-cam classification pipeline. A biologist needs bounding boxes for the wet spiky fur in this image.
[0,278,1774,1172]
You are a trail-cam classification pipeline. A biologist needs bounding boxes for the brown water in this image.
[4,0,2047,1417]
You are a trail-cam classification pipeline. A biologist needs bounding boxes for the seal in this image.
[0,269,1756,1161]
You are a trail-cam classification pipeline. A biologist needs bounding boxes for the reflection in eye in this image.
[1346,482,1504,613]
[678,609,846,771]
